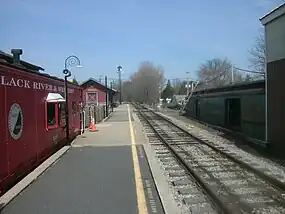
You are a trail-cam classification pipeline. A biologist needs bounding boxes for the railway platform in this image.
[0,104,181,214]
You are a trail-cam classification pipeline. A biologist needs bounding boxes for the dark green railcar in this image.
[185,80,265,141]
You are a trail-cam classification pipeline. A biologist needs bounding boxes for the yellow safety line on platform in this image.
[127,104,148,214]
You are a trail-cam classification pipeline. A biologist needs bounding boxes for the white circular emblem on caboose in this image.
[8,103,23,140]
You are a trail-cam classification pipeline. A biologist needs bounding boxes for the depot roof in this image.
[80,78,117,93]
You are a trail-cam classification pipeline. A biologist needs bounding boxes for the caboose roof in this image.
[0,50,81,88]
[0,50,44,72]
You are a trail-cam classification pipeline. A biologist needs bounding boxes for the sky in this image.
[1,0,284,82]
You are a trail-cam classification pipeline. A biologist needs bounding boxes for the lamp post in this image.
[110,81,114,112]
[105,76,108,117]
[117,66,122,104]
[63,55,81,143]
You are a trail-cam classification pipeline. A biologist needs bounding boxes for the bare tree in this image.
[121,80,133,102]
[127,61,165,104]
[170,79,188,95]
[197,58,244,89]
[248,30,266,79]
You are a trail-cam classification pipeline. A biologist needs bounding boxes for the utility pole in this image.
[117,66,122,104]
[231,65,234,84]
[186,71,190,96]
[145,88,148,104]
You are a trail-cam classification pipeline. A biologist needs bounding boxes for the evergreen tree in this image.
[72,76,79,85]
[161,80,174,99]
[178,80,188,95]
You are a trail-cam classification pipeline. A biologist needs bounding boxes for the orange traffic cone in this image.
[89,123,97,132]
[88,118,97,132]
[88,123,92,129]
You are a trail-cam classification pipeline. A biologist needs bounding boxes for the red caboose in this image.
[0,50,82,194]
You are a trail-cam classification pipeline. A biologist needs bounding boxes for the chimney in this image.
[11,49,23,64]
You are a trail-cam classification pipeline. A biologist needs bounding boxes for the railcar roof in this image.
[0,52,80,88]
[0,50,44,72]
[192,80,265,95]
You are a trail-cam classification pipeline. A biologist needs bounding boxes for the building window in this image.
[87,92,98,105]
[47,103,57,128]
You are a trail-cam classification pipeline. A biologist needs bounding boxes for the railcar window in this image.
[72,101,77,115]
[47,103,56,126]
[58,103,66,122]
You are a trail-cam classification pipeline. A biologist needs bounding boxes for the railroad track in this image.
[134,104,285,214]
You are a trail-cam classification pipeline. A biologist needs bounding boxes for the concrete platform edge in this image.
[143,144,186,214]
[102,111,113,122]
[0,141,74,209]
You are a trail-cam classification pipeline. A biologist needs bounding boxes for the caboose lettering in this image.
[33,81,39,89]
[24,80,31,88]
[0,75,31,88]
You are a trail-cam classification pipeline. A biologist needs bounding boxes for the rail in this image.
[134,103,285,214]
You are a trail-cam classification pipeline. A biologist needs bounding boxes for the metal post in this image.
[119,71,122,104]
[186,71,190,96]
[105,76,108,117]
[63,55,81,144]
[186,79,189,96]
[110,82,114,112]
[117,66,122,104]
[64,75,70,142]
[145,88,148,104]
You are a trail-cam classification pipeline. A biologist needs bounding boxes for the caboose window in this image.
[58,103,66,122]
[47,103,57,126]
[45,93,65,130]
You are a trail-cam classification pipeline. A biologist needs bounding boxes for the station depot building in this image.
[260,3,285,150]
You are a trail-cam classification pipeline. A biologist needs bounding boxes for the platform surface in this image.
[1,104,164,214]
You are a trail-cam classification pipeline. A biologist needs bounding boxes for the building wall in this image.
[185,91,265,140]
[265,14,285,63]
[82,84,107,127]
[265,13,285,149]
[267,58,285,148]
[82,87,106,105]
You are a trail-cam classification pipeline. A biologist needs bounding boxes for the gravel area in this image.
[139,115,218,213]
[140,106,285,213]
[154,109,285,183]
